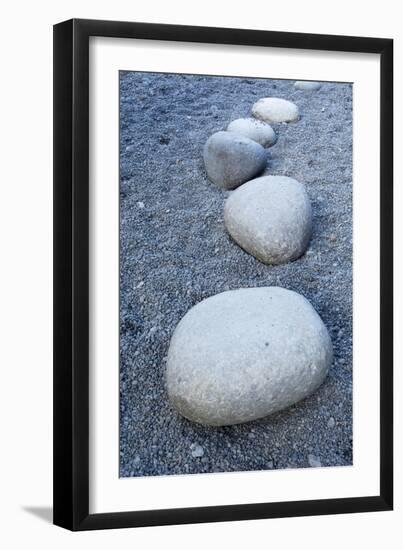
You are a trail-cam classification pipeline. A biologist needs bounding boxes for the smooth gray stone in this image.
[227,118,277,147]
[203,131,268,189]
[166,287,332,426]
[252,97,299,123]
[224,176,312,265]
[295,81,321,91]
[327,417,336,428]
[190,443,204,458]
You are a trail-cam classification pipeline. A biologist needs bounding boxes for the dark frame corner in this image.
[53,18,393,531]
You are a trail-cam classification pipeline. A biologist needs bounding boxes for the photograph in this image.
[119,71,353,478]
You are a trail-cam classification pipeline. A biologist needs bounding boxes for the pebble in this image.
[227,118,277,147]
[211,105,219,118]
[252,97,299,123]
[137,201,145,209]
[203,131,268,190]
[166,287,332,426]
[327,417,336,428]
[308,454,322,468]
[190,444,204,458]
[224,176,312,265]
[294,81,321,91]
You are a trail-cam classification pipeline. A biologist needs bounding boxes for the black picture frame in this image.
[53,18,393,531]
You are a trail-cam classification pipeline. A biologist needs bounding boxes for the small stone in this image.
[133,455,141,465]
[224,176,312,265]
[125,144,136,152]
[166,287,332,426]
[327,417,336,428]
[308,454,322,468]
[203,131,268,190]
[267,461,274,469]
[294,81,321,91]
[252,97,299,123]
[227,118,276,147]
[190,444,204,458]
[137,201,145,209]
[329,233,337,242]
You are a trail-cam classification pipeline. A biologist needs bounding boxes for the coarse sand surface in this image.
[119,72,353,477]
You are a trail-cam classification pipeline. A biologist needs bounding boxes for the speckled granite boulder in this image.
[166,287,332,426]
[203,131,268,189]
[294,81,321,91]
[252,97,299,123]
[227,118,277,147]
[224,176,312,265]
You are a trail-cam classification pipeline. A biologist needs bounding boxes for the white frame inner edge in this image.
[89,36,380,514]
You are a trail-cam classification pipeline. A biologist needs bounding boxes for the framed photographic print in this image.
[53,19,393,530]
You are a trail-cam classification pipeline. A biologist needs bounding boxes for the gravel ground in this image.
[119,71,353,477]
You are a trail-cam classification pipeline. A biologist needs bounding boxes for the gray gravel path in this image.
[119,71,352,477]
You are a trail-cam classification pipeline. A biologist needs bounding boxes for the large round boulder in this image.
[252,97,299,123]
[203,131,268,189]
[224,176,312,265]
[227,118,277,147]
[166,287,332,426]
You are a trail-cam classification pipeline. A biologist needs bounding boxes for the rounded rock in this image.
[166,287,332,426]
[252,97,299,123]
[294,81,321,91]
[227,118,277,147]
[203,131,268,190]
[190,444,204,458]
[224,176,312,265]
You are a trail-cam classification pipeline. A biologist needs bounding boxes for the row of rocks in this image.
[203,97,301,191]
[204,95,312,266]
[166,83,331,429]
